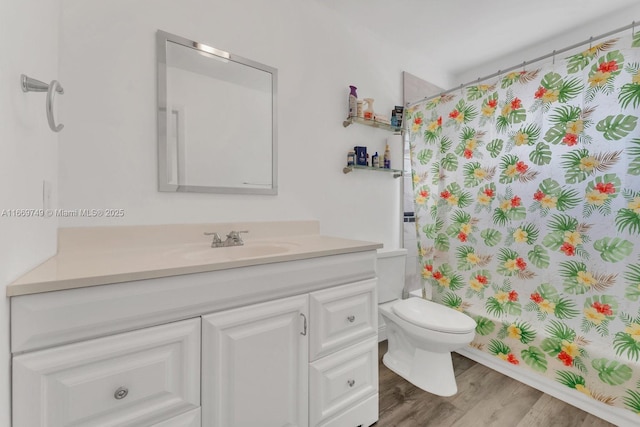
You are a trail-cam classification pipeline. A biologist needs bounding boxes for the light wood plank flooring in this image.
[376,340,617,427]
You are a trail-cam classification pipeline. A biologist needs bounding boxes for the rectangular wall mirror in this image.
[157,30,278,195]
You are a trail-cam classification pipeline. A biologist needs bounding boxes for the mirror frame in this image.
[157,30,278,195]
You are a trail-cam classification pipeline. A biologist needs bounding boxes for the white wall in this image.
[57,0,448,249]
[0,0,61,422]
[454,5,640,85]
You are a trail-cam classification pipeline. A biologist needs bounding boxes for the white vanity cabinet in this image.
[202,294,309,427]
[10,249,380,427]
[200,280,379,427]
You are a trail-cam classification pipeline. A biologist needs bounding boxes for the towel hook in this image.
[21,74,64,132]
[46,81,64,132]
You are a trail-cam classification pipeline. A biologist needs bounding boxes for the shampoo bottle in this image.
[372,152,379,168]
[349,86,358,117]
[383,144,391,168]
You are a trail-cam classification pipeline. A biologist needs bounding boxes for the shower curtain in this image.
[408,32,640,415]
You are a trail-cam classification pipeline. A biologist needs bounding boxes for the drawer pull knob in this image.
[347,315,355,323]
[347,379,355,387]
[114,387,129,400]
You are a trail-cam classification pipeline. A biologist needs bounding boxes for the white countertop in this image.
[7,221,383,297]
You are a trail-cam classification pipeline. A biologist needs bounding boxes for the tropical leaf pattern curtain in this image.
[408,32,640,415]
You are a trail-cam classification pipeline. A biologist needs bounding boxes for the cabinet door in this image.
[202,294,309,427]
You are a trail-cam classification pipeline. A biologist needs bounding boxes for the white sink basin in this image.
[220,243,295,259]
[171,241,299,262]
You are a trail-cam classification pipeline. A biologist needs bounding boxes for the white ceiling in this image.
[322,0,640,81]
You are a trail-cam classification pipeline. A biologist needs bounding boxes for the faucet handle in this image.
[204,232,222,243]
[228,230,249,241]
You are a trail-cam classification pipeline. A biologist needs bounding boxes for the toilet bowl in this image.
[376,248,476,397]
[379,297,476,396]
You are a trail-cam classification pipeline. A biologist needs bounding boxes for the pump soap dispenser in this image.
[363,98,374,120]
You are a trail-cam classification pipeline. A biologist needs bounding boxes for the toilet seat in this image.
[392,298,476,334]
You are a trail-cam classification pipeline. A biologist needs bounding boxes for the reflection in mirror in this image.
[157,30,277,194]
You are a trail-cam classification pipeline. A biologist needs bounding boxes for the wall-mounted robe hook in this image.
[21,74,64,132]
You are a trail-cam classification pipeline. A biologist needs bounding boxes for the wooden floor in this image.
[376,340,617,427]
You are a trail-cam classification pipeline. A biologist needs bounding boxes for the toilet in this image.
[377,248,476,397]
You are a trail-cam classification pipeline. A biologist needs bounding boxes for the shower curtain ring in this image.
[633,21,636,37]
[589,36,593,49]
[552,50,556,65]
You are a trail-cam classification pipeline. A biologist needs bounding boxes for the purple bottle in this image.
[349,86,358,118]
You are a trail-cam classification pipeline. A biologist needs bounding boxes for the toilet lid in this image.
[392,298,476,333]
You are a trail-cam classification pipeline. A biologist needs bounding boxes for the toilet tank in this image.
[376,248,408,304]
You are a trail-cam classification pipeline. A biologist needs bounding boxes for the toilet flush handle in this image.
[347,315,355,323]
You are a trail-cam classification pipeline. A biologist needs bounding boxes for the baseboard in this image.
[456,347,638,427]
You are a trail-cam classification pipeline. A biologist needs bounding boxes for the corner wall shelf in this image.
[342,116,403,134]
[343,164,403,178]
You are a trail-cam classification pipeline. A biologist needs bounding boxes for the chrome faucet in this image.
[204,232,222,247]
[204,230,248,247]
[224,230,248,246]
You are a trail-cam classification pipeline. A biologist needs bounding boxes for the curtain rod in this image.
[407,20,638,108]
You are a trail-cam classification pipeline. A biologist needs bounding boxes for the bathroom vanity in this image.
[7,222,381,427]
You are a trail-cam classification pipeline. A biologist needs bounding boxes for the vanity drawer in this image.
[310,279,377,360]
[316,394,378,427]
[309,337,378,427]
[12,318,200,427]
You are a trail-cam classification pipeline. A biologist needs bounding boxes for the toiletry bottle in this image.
[384,144,391,168]
[349,86,358,118]
[347,151,355,166]
[363,98,374,120]
[394,106,404,128]
[357,100,364,118]
[372,152,379,168]
[354,146,368,166]
[391,111,398,127]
